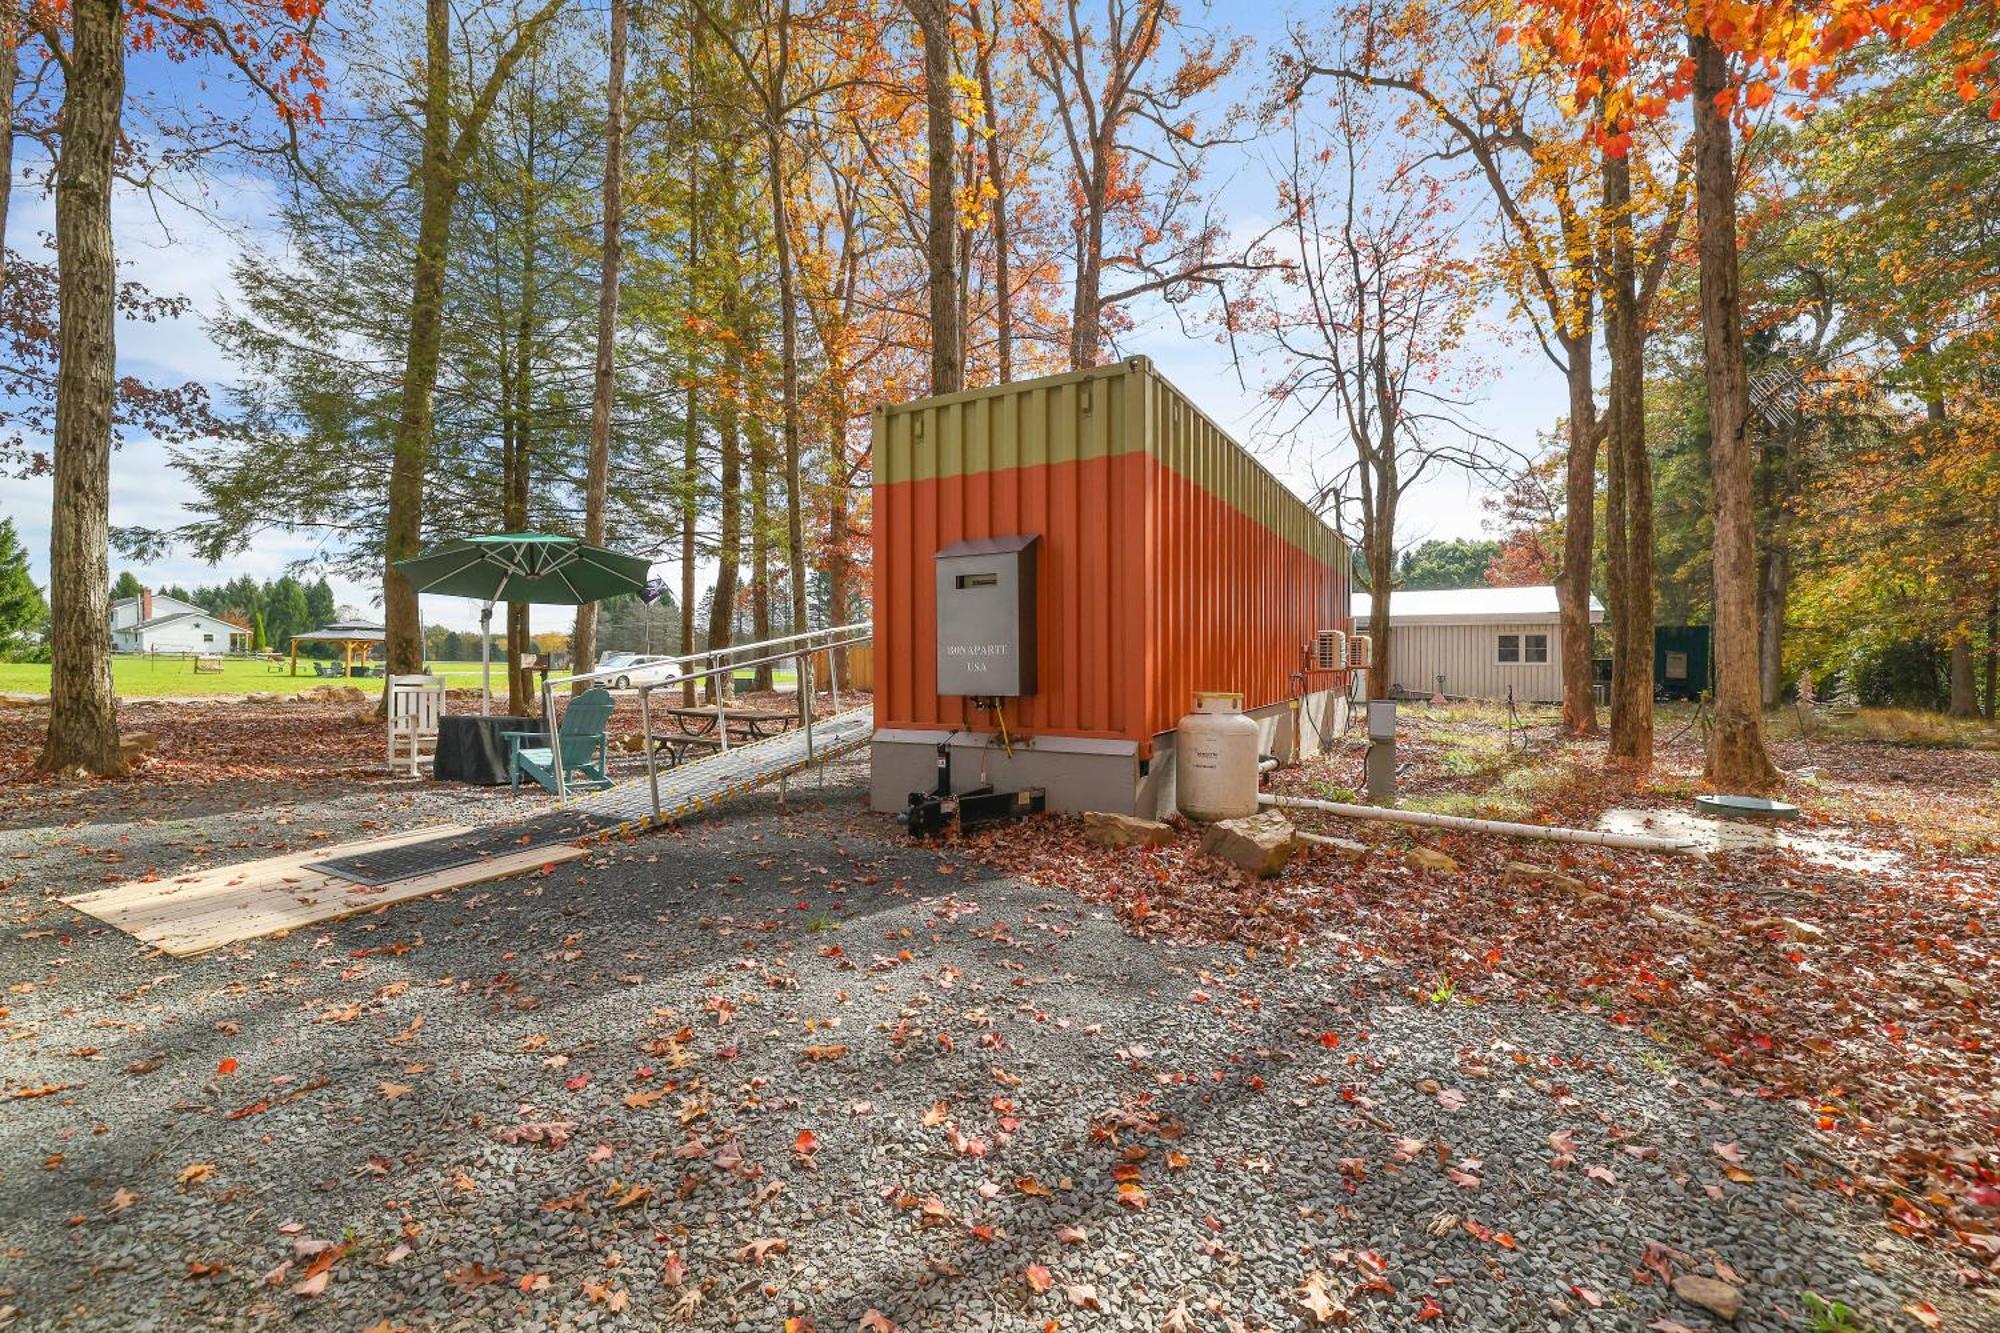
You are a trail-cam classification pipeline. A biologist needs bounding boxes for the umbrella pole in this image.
[481,601,494,716]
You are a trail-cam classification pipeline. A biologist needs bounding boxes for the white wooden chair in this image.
[387,674,446,776]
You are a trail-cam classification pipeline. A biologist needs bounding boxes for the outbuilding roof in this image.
[1351,585,1603,625]
[121,611,250,633]
[290,621,387,645]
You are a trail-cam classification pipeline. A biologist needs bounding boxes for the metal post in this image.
[802,646,816,761]
[640,682,661,820]
[714,651,728,753]
[544,676,567,800]
[479,601,494,716]
[794,647,804,728]
[828,637,841,714]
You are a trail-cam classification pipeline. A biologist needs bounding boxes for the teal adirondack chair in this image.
[506,687,616,793]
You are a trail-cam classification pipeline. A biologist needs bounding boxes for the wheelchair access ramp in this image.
[573,704,874,832]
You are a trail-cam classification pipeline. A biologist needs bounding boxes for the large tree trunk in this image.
[679,141,701,707]
[972,0,1012,382]
[1947,633,1979,718]
[503,134,539,715]
[381,0,561,691]
[38,0,125,776]
[382,0,462,684]
[750,413,773,687]
[1364,491,1395,701]
[1071,173,1106,368]
[1557,338,1599,736]
[1602,147,1654,766]
[1757,543,1789,708]
[1690,30,1778,790]
[573,0,626,683]
[824,376,853,678]
[705,318,744,702]
[0,7,20,293]
[909,0,963,394]
[763,127,809,640]
[1985,585,1997,721]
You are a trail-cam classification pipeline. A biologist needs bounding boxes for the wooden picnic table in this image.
[660,705,799,740]
[646,706,800,770]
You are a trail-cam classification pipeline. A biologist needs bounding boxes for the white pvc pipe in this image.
[1259,793,1700,855]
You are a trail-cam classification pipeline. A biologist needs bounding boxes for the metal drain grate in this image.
[302,811,614,886]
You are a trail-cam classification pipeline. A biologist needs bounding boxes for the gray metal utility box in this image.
[934,534,1039,697]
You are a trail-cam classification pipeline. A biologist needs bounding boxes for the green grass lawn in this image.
[0,657,498,700]
[0,658,804,699]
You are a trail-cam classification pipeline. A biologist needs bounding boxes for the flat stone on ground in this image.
[1671,1274,1744,1322]
[1081,811,1173,850]
[1199,808,1296,877]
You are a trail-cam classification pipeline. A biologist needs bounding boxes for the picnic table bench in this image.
[646,706,800,768]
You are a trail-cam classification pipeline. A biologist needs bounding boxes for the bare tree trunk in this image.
[1601,146,1654,766]
[504,128,539,715]
[381,0,563,688]
[1947,634,1978,718]
[1364,488,1396,701]
[824,381,853,677]
[764,131,808,638]
[1757,544,1789,707]
[1690,30,1778,790]
[679,136,701,707]
[1557,340,1599,735]
[750,414,773,687]
[972,0,1012,381]
[1985,585,1997,721]
[908,0,963,394]
[706,379,742,703]
[383,0,461,684]
[573,0,626,683]
[1071,177,1106,368]
[0,7,20,293]
[38,0,125,775]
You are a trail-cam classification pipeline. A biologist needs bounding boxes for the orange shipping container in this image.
[870,357,1350,816]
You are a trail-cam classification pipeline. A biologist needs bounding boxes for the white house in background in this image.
[108,588,252,654]
[1351,585,1603,705]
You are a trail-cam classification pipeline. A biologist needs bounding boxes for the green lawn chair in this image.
[505,687,616,794]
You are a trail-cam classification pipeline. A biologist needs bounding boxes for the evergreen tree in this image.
[0,519,50,641]
[112,570,142,600]
[305,578,337,628]
[266,576,310,647]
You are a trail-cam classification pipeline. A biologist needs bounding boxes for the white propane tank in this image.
[1176,691,1261,821]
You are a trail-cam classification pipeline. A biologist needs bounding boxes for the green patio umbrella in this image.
[395,532,653,714]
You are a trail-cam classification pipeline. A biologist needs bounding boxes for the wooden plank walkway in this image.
[62,707,874,957]
[61,827,587,958]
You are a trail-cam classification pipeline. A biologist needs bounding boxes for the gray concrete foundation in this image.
[870,688,1349,819]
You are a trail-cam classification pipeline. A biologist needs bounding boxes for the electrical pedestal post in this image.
[1365,699,1397,804]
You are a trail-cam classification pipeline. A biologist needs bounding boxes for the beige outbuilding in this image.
[1351,585,1603,705]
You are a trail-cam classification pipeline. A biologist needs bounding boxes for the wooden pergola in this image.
[288,621,387,677]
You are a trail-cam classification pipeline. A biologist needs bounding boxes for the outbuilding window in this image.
[1498,633,1549,664]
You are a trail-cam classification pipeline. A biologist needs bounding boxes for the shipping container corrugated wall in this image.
[873,357,1346,754]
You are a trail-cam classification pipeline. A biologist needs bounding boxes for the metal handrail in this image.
[538,621,873,801]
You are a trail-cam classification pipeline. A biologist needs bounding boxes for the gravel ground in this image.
[0,765,1974,1330]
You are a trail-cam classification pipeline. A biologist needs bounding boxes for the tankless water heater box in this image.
[934,533,1039,696]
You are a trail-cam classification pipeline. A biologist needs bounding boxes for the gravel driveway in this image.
[0,767,1970,1330]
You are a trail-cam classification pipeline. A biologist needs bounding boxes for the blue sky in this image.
[0,1,1565,635]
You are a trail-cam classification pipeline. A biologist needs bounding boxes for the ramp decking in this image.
[64,707,874,955]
